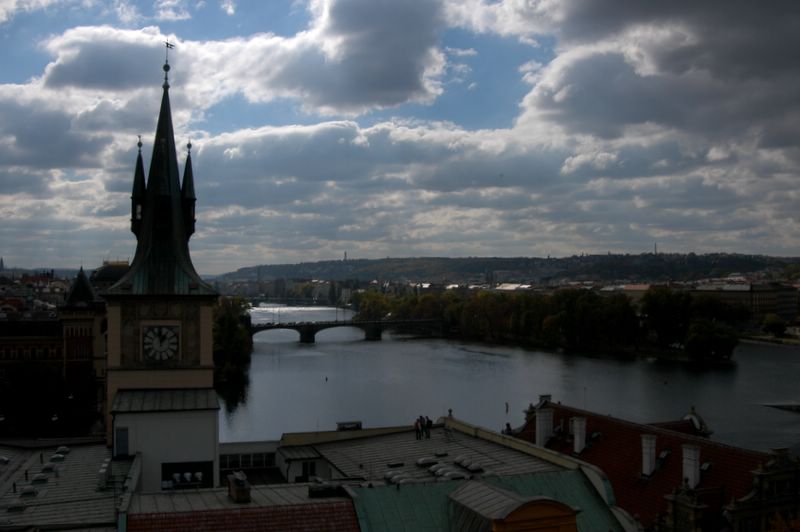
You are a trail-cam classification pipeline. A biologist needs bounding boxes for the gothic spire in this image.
[131,136,145,236]
[106,52,215,297]
[64,267,99,308]
[182,141,196,239]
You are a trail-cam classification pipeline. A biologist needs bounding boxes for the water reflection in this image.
[219,305,800,451]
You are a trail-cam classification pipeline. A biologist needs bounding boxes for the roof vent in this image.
[227,472,251,503]
[416,457,438,467]
[384,470,406,482]
[31,473,48,484]
[50,454,65,462]
[0,456,9,465]
[55,446,70,455]
[466,462,484,473]
[386,462,404,468]
[42,463,57,473]
[20,486,37,497]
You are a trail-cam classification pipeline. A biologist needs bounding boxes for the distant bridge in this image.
[248,319,440,343]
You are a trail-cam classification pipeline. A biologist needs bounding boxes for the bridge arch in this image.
[248,319,438,344]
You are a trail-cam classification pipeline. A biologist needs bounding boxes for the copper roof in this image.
[106,61,215,298]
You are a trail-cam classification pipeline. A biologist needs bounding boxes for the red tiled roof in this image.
[127,501,360,532]
[647,419,703,436]
[517,402,769,528]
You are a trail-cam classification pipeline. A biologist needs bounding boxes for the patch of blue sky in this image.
[197,94,320,134]
[364,29,554,131]
[169,0,311,41]
[0,8,102,83]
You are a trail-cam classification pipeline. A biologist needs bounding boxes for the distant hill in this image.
[218,253,800,285]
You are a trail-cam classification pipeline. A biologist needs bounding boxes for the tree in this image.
[213,297,253,410]
[353,290,389,321]
[641,287,692,347]
[684,319,738,361]
[762,313,787,337]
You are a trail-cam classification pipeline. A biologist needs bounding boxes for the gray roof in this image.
[313,426,562,482]
[279,446,322,461]
[129,483,348,514]
[448,480,530,521]
[0,444,132,529]
[111,388,219,414]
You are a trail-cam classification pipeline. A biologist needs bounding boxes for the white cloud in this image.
[113,0,141,24]
[154,0,190,21]
[219,0,233,15]
[0,0,61,24]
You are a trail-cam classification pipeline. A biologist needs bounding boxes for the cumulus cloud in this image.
[2,0,800,271]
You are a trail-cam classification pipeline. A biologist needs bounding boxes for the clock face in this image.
[142,325,179,361]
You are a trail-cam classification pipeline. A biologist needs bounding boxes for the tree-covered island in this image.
[352,286,749,363]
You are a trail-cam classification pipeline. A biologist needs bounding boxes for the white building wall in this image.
[114,410,219,492]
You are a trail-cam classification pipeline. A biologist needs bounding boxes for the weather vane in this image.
[163,40,175,86]
[164,40,175,63]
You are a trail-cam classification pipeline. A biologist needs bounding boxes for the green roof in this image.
[487,471,624,531]
[350,471,623,532]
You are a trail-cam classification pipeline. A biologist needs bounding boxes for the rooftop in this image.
[127,484,359,532]
[517,400,770,527]
[308,423,563,482]
[0,443,132,529]
[111,388,220,414]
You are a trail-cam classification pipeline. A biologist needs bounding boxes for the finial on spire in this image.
[187,140,192,153]
[137,134,142,151]
[163,40,174,88]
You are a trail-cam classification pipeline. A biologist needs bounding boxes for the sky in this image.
[0,1,799,275]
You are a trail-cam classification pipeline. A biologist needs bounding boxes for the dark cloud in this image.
[0,99,110,170]
[558,1,800,81]
[44,39,164,90]
[262,0,445,111]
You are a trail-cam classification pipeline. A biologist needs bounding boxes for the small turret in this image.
[131,137,146,236]
[182,141,196,239]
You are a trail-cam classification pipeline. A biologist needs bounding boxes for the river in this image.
[218,305,800,452]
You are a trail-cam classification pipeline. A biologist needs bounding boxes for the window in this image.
[115,427,129,457]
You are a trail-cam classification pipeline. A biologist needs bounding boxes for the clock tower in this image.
[103,53,220,491]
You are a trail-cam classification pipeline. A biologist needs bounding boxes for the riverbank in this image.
[435,330,737,367]
[741,335,800,347]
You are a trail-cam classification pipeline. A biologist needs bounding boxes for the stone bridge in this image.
[248,319,440,343]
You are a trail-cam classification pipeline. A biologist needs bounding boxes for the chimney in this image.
[572,417,587,454]
[538,394,552,406]
[641,435,657,476]
[227,471,251,503]
[535,408,553,447]
[682,445,701,489]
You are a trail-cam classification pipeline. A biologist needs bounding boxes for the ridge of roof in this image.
[536,401,768,457]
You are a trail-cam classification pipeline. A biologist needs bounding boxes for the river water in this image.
[219,305,800,452]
